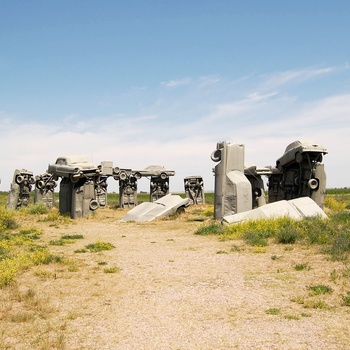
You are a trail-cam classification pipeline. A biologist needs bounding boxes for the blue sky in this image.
[1,1,349,192]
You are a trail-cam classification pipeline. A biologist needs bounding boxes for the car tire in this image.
[36,180,45,189]
[308,178,319,190]
[70,174,80,183]
[119,171,127,181]
[134,172,142,180]
[211,149,221,162]
[89,199,99,211]
[15,175,24,184]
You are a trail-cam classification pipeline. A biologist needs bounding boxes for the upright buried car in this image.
[47,155,100,182]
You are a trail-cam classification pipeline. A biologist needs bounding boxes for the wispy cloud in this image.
[161,77,193,87]
[260,66,335,90]
[0,66,349,192]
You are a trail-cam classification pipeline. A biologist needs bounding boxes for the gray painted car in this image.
[133,165,175,180]
[47,155,100,182]
[121,194,190,222]
[276,140,327,170]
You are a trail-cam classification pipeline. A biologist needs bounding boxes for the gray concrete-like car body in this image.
[47,155,100,181]
[120,194,190,222]
[222,197,327,224]
[133,165,175,180]
[276,140,327,170]
[211,141,252,220]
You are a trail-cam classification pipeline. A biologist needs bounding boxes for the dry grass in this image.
[1,198,350,349]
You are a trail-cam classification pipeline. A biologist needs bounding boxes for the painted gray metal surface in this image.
[211,142,252,220]
[34,173,57,208]
[121,194,190,222]
[184,176,205,205]
[222,197,327,224]
[7,169,35,209]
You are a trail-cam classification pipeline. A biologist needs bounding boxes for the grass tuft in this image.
[85,241,115,252]
[308,284,333,295]
[195,221,224,235]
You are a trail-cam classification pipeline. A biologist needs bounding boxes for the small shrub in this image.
[253,247,267,253]
[61,234,84,240]
[0,208,18,231]
[85,241,115,252]
[294,263,309,271]
[74,249,87,253]
[308,284,333,295]
[216,250,228,254]
[230,244,242,252]
[195,221,224,235]
[276,226,299,244]
[243,230,268,247]
[103,267,120,273]
[284,314,301,320]
[326,228,350,261]
[302,217,335,245]
[303,299,330,309]
[98,261,107,265]
[49,239,65,246]
[265,308,281,315]
[68,265,78,272]
[324,197,347,212]
[202,208,214,217]
[25,202,49,215]
[341,291,350,306]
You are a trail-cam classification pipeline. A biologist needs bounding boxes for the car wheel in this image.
[119,171,127,181]
[36,180,45,189]
[70,174,80,183]
[134,172,142,180]
[211,149,221,162]
[160,173,167,180]
[15,175,24,184]
[308,178,319,190]
[89,199,99,211]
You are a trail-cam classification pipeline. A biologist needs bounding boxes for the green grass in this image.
[0,191,215,209]
[195,221,224,235]
[85,241,115,252]
[196,202,350,260]
[294,263,310,271]
[308,284,333,295]
[341,291,350,306]
[265,308,281,315]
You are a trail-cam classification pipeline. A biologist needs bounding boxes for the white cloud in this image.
[260,66,335,90]
[1,67,349,194]
[161,77,193,87]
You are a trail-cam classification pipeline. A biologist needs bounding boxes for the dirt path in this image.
[9,208,350,349]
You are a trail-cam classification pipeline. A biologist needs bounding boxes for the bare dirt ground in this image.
[3,206,350,349]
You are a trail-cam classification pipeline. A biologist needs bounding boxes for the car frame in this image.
[47,155,100,182]
[276,140,327,170]
[133,165,175,180]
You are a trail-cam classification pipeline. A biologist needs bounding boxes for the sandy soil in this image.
[5,206,350,349]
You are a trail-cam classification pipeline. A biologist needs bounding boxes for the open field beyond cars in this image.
[0,189,350,349]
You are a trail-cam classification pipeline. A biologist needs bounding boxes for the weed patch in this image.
[341,291,350,306]
[308,284,333,295]
[85,241,115,252]
[103,266,120,273]
[265,308,281,315]
[294,263,310,271]
[195,221,224,235]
